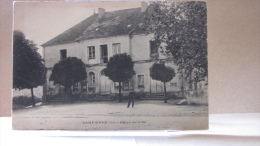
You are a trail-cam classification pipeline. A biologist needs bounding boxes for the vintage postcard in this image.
[12,1,208,130]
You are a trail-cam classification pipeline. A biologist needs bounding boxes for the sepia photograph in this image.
[12,1,208,130]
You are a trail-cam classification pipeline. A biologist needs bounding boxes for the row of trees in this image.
[103,54,176,103]
[50,53,175,103]
[13,30,175,105]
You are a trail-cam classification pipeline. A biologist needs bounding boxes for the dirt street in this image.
[13,100,208,131]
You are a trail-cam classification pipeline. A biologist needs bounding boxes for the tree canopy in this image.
[13,30,46,90]
[146,1,207,84]
[104,53,135,82]
[104,53,135,102]
[13,30,46,106]
[150,63,175,103]
[150,63,175,83]
[50,57,87,89]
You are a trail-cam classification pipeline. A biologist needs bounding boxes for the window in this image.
[60,49,67,60]
[114,82,119,89]
[112,43,121,55]
[150,41,158,59]
[89,72,95,87]
[170,77,178,86]
[81,82,87,92]
[123,81,129,90]
[123,79,133,91]
[137,74,144,88]
[114,79,133,91]
[170,81,177,86]
[150,41,158,54]
[100,45,108,63]
[73,82,79,91]
[88,46,95,59]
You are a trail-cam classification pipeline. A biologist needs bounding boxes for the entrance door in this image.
[100,70,111,94]
[150,79,164,95]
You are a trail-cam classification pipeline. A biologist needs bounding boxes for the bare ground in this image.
[12,99,208,131]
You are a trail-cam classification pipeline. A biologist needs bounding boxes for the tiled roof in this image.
[42,7,150,47]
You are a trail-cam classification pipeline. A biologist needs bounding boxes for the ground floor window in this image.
[170,77,178,86]
[137,74,144,88]
[114,79,133,91]
[81,82,87,92]
[73,82,79,91]
[89,72,95,87]
[123,79,133,91]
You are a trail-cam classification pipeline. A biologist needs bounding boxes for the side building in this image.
[42,3,206,99]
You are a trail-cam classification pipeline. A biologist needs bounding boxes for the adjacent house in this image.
[42,2,206,98]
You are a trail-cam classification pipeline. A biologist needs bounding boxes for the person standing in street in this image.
[127,91,135,108]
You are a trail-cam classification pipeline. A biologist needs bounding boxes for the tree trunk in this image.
[30,88,35,107]
[194,82,197,90]
[189,73,193,90]
[163,82,167,103]
[64,85,73,103]
[119,82,122,102]
[69,86,73,103]
[64,86,68,97]
[67,86,73,103]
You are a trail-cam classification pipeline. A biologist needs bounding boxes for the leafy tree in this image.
[150,63,175,103]
[13,30,46,107]
[49,57,87,102]
[103,53,136,102]
[146,1,207,89]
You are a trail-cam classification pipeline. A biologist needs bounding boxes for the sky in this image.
[13,1,142,55]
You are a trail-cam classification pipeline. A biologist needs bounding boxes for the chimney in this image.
[141,1,148,12]
[98,8,105,18]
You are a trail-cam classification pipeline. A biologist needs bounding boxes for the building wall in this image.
[44,35,131,68]
[81,35,130,64]
[43,34,193,96]
[44,42,83,68]
[131,34,166,61]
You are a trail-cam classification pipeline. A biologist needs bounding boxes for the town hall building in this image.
[42,2,206,99]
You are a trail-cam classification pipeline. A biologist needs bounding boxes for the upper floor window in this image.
[150,41,158,54]
[60,49,67,60]
[150,41,158,59]
[89,72,95,87]
[88,46,95,59]
[112,43,121,55]
[100,45,108,63]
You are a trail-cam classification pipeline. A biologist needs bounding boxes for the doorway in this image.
[100,69,111,94]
